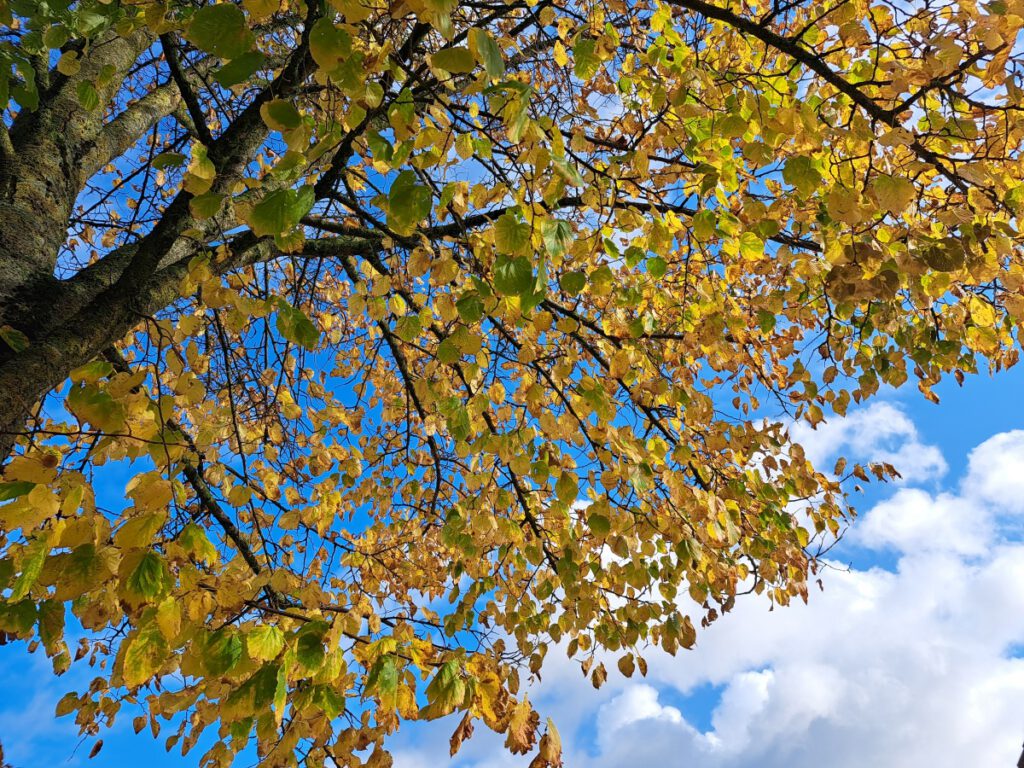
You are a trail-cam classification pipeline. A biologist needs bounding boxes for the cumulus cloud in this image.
[3,403,1022,768]
[965,430,1024,516]
[789,401,947,483]
[393,402,1024,768]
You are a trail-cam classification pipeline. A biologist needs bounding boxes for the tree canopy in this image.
[0,0,1022,765]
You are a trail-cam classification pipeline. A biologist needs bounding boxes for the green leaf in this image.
[366,655,399,707]
[555,472,578,503]
[295,624,327,671]
[573,38,600,80]
[76,80,99,111]
[541,218,573,257]
[10,536,48,601]
[310,19,352,74]
[0,481,34,501]
[646,256,668,278]
[121,621,169,687]
[213,51,267,88]
[469,28,504,80]
[189,192,225,220]
[387,171,432,235]
[186,4,255,60]
[152,152,187,170]
[0,324,28,353]
[394,315,422,342]
[494,212,530,256]
[782,155,822,197]
[178,523,219,565]
[456,293,484,324]
[739,231,764,260]
[559,270,586,295]
[123,552,172,605]
[246,625,285,662]
[493,256,534,296]
[275,299,319,350]
[55,544,104,601]
[67,382,125,431]
[223,663,281,720]
[587,512,611,537]
[443,400,471,442]
[552,155,584,186]
[260,99,303,131]
[305,685,346,718]
[249,186,314,237]
[430,46,475,74]
[437,337,461,364]
[421,659,466,719]
[203,628,243,676]
[692,210,717,240]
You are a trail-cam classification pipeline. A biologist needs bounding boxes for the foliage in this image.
[0,0,1022,765]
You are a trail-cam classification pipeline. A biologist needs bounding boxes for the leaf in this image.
[0,481,34,501]
[430,47,475,74]
[456,293,484,324]
[260,99,303,132]
[114,512,167,549]
[504,696,539,754]
[573,38,600,80]
[554,472,577,503]
[444,401,471,442]
[646,256,668,278]
[387,171,432,235]
[243,0,279,22]
[66,382,125,431]
[365,654,399,708]
[738,231,763,260]
[121,621,169,687]
[76,80,99,111]
[203,628,243,676]
[493,256,534,297]
[541,219,572,257]
[295,624,327,671]
[394,315,422,342]
[420,659,466,719]
[249,186,314,237]
[617,653,635,678]
[223,663,282,720]
[494,213,530,256]
[872,175,916,214]
[178,524,219,565]
[189,191,225,219]
[245,625,284,662]
[275,299,319,350]
[310,19,352,74]
[122,551,172,606]
[187,4,255,60]
[782,155,822,196]
[213,51,267,88]
[10,536,49,601]
[469,28,504,80]
[155,599,181,641]
[152,152,187,170]
[587,512,611,537]
[559,271,586,295]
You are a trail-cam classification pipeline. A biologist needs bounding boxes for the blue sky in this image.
[4,367,1024,766]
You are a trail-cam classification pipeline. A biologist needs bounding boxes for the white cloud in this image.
[789,401,947,484]
[965,430,1024,516]
[392,405,1024,768]
[4,403,1022,768]
[851,488,991,555]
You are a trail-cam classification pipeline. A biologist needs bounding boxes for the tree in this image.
[0,0,1021,764]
